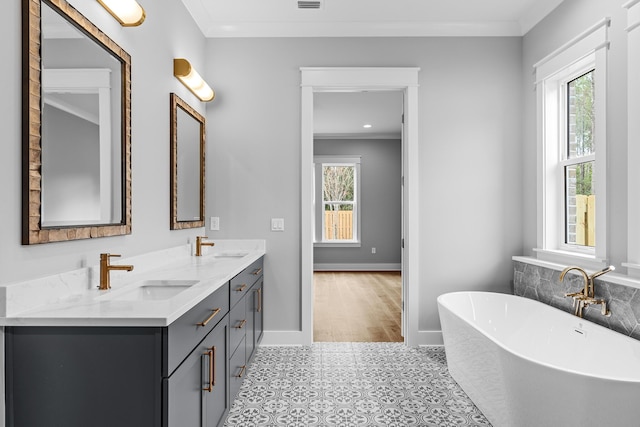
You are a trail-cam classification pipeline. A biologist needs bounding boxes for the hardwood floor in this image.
[313,271,403,342]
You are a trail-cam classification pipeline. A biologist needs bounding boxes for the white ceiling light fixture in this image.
[363,124,372,128]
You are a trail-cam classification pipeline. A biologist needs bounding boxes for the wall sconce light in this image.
[97,0,146,27]
[173,58,215,102]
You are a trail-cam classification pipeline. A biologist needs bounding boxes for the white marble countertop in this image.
[0,241,265,327]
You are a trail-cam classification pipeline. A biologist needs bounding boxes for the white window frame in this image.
[313,155,361,247]
[624,0,640,277]
[534,18,610,269]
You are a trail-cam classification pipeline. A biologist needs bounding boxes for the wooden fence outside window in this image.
[324,211,353,240]
[575,194,595,246]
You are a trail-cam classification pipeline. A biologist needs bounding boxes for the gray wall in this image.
[313,138,402,266]
[2,3,530,340]
[521,0,629,265]
[1,0,207,283]
[204,37,523,334]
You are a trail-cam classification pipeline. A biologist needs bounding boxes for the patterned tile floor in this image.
[224,343,491,426]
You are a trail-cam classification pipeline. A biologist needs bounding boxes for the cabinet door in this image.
[245,287,255,362]
[253,278,264,352]
[163,347,203,427]
[164,316,229,427]
[203,320,229,427]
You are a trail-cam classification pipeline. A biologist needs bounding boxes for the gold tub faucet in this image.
[195,236,215,256]
[559,265,614,317]
[99,253,134,290]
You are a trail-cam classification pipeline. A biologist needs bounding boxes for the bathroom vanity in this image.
[2,244,264,427]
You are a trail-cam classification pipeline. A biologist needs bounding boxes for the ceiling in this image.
[179,0,565,138]
[180,0,565,38]
[314,92,404,139]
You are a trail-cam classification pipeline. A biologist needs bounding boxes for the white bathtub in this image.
[437,291,640,427]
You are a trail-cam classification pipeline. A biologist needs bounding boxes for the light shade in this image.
[173,58,215,102]
[97,0,146,27]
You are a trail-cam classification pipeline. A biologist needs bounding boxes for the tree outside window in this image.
[322,164,356,241]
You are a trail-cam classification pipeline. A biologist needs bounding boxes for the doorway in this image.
[312,90,403,342]
[300,67,420,346]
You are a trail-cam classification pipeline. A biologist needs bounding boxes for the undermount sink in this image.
[213,251,249,258]
[102,279,199,301]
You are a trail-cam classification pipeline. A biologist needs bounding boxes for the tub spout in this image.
[559,265,614,318]
[559,266,589,298]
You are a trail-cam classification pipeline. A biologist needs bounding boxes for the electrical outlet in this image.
[210,216,220,231]
[371,247,376,254]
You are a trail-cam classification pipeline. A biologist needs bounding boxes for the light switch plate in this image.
[271,218,284,231]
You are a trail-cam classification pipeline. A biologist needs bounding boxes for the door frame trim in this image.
[300,67,420,346]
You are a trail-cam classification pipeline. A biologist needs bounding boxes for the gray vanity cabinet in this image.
[5,283,231,427]
[228,258,264,401]
[4,255,264,427]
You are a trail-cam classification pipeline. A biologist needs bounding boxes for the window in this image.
[564,70,595,247]
[314,156,361,246]
[534,19,609,266]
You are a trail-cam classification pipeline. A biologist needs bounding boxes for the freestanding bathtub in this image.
[437,291,640,427]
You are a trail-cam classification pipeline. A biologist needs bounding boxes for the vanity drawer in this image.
[229,337,247,401]
[230,258,263,308]
[164,283,229,376]
[229,298,247,354]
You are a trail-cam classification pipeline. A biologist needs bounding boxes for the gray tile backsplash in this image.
[513,261,640,341]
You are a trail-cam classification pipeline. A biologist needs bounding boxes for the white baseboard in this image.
[260,330,444,347]
[260,330,307,346]
[416,330,444,346]
[313,263,401,271]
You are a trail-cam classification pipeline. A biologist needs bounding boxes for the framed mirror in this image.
[170,93,205,230]
[22,0,132,244]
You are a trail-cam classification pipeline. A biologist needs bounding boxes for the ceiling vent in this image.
[297,1,322,10]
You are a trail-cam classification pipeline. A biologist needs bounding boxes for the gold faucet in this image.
[195,236,215,256]
[99,253,134,290]
[559,265,614,317]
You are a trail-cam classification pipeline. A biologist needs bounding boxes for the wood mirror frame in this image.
[170,93,205,230]
[22,0,132,244]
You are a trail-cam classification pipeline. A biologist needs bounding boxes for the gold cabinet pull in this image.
[252,267,263,276]
[203,347,214,392]
[256,288,262,313]
[234,319,247,329]
[235,365,246,378]
[235,284,247,292]
[196,308,221,327]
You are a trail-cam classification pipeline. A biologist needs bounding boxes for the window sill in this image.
[531,248,607,270]
[314,242,361,248]
[622,263,640,280]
